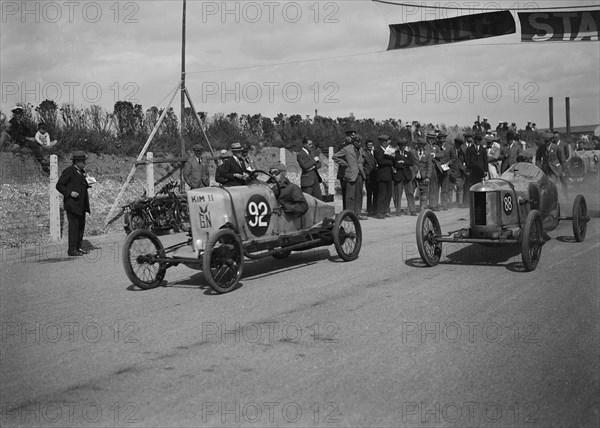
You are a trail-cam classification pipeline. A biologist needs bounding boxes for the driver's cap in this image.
[268,162,287,175]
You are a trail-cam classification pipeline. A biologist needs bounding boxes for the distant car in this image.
[122,170,362,293]
[567,149,599,181]
[416,162,589,271]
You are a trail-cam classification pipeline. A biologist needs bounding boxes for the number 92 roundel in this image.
[245,195,271,236]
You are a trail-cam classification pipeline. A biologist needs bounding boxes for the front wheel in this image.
[123,210,146,234]
[203,229,244,294]
[572,194,588,242]
[521,209,543,271]
[122,229,167,289]
[332,210,362,261]
[416,209,442,266]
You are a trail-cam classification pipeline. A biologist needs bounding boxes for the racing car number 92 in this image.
[245,195,271,236]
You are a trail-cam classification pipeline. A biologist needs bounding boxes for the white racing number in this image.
[245,195,271,236]
[503,193,513,215]
[248,201,268,227]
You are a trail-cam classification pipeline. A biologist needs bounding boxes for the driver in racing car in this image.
[268,163,309,218]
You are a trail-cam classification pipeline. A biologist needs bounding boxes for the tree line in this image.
[1,100,546,157]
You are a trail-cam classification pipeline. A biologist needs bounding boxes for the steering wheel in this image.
[247,169,282,196]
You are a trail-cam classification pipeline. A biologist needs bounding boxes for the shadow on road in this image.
[405,244,531,272]
[124,248,332,295]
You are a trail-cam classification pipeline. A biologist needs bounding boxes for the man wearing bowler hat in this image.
[183,143,210,189]
[56,151,91,256]
[219,142,250,186]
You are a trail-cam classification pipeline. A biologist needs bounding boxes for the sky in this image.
[1,0,599,129]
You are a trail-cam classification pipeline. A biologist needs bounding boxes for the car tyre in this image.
[572,194,588,242]
[203,229,244,294]
[521,209,543,271]
[333,210,362,261]
[122,229,167,289]
[416,209,442,267]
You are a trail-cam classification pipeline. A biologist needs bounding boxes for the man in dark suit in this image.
[56,151,91,256]
[434,133,456,210]
[183,144,210,189]
[363,139,377,216]
[296,137,322,200]
[466,134,488,185]
[218,142,250,186]
[536,132,568,198]
[392,139,416,216]
[374,135,395,219]
[452,138,467,207]
[333,134,368,220]
[426,131,441,211]
[501,131,523,173]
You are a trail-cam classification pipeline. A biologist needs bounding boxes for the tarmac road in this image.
[1,178,599,427]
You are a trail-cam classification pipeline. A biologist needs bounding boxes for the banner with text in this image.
[519,10,600,42]
[387,11,515,50]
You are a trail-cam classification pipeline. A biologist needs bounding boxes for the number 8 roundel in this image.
[245,195,271,236]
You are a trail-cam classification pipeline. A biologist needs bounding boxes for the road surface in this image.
[1,178,599,427]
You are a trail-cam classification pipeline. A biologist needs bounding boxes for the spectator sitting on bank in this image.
[35,123,57,147]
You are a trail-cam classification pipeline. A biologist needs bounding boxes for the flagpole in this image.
[180,0,187,188]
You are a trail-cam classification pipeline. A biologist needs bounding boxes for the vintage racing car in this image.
[122,170,362,293]
[416,162,589,271]
[567,150,599,181]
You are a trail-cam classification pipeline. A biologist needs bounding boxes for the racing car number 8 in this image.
[246,195,271,236]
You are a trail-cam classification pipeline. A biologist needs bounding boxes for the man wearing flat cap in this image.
[218,142,250,186]
[413,137,433,211]
[336,129,357,209]
[333,132,368,220]
[268,163,308,218]
[56,151,91,256]
[183,143,210,189]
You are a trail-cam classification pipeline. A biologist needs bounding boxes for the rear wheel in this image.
[572,194,588,242]
[122,229,167,289]
[332,210,362,261]
[416,209,442,266]
[521,210,543,271]
[203,229,244,294]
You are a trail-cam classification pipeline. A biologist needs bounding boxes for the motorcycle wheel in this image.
[124,210,147,234]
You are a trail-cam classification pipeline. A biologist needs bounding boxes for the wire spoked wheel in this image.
[416,209,442,266]
[203,229,244,294]
[124,210,146,234]
[521,209,543,271]
[332,210,362,261]
[572,194,588,242]
[122,229,167,289]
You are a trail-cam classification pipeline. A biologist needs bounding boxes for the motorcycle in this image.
[123,181,189,234]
